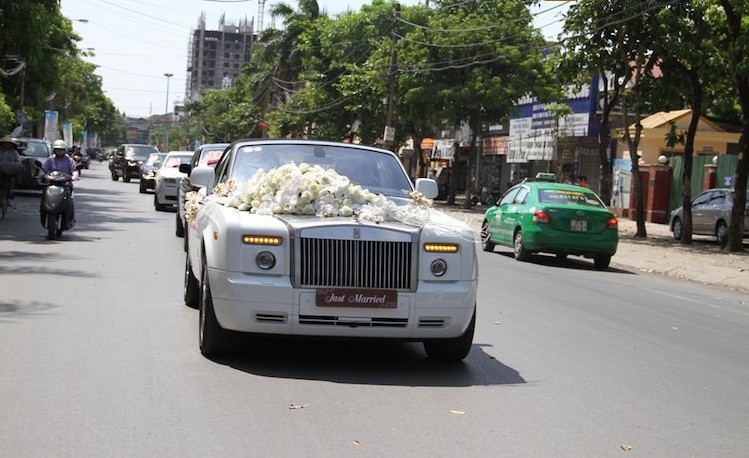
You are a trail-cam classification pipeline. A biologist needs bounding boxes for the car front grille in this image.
[298,238,413,290]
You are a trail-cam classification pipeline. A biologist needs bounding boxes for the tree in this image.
[647,1,715,245]
[711,0,749,252]
[424,0,555,208]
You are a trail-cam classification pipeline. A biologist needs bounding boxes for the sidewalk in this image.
[433,200,749,293]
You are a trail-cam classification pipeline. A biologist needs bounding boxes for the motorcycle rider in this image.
[39,139,77,227]
[0,136,22,199]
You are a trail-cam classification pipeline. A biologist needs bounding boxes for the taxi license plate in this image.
[570,219,587,232]
[316,288,397,308]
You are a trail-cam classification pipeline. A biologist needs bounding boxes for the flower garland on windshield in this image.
[185,163,432,227]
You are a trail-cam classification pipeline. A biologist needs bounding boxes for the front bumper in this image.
[208,268,477,339]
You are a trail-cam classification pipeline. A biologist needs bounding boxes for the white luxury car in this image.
[153,151,193,211]
[184,139,478,361]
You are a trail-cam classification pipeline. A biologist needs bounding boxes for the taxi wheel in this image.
[593,254,611,270]
[513,229,530,261]
[480,221,495,252]
[672,217,682,240]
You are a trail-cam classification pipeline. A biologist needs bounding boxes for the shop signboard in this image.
[432,139,455,161]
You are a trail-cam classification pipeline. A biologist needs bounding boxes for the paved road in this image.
[1,163,747,456]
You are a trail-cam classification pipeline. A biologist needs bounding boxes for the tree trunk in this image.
[721,0,748,252]
[680,71,703,245]
[597,72,619,206]
[462,119,480,210]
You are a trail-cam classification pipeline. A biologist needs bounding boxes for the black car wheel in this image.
[423,309,475,362]
[480,221,495,252]
[672,217,682,241]
[123,167,131,182]
[513,229,530,261]
[175,212,185,237]
[184,252,199,308]
[111,169,118,181]
[199,254,231,357]
[716,220,728,247]
[139,181,147,193]
[593,254,611,270]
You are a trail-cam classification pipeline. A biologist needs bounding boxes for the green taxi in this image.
[481,175,619,270]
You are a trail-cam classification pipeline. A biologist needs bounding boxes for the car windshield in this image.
[198,148,224,167]
[164,154,191,168]
[19,141,50,158]
[231,144,412,197]
[538,188,605,208]
[125,145,159,161]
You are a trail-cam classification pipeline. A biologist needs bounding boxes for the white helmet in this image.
[52,140,67,150]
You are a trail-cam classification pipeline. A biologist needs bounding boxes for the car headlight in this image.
[255,251,276,270]
[430,258,448,277]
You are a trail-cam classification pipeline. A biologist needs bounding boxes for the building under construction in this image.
[186,13,256,102]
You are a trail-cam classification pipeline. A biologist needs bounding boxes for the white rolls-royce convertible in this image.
[184,139,478,361]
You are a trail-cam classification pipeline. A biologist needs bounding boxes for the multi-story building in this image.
[186,13,256,102]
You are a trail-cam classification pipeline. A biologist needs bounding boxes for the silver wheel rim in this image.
[673,220,682,239]
[514,232,522,256]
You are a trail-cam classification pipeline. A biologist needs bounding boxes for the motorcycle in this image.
[72,152,85,176]
[40,171,75,240]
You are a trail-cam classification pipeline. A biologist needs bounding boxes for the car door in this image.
[690,191,713,234]
[704,190,727,232]
[503,185,530,241]
[489,187,520,245]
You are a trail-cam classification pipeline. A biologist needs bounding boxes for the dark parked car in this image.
[109,143,160,182]
[139,152,167,193]
[669,188,749,245]
[175,142,229,238]
[15,138,51,190]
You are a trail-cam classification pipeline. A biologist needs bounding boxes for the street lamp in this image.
[164,72,173,152]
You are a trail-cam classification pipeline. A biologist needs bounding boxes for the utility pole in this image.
[383,3,400,152]
[163,73,173,151]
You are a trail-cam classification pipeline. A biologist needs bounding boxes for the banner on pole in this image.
[44,111,59,142]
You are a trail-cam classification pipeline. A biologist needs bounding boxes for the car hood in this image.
[242,207,476,241]
[157,168,187,178]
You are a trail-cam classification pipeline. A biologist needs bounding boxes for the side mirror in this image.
[190,165,215,195]
[415,178,438,199]
[178,163,190,174]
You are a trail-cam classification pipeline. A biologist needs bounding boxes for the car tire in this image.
[139,181,147,193]
[423,309,475,362]
[672,217,682,241]
[594,254,611,270]
[716,220,728,247]
[175,212,185,237]
[481,221,495,252]
[184,252,199,308]
[513,229,530,261]
[199,255,231,357]
[556,253,568,261]
[111,170,118,181]
[154,194,165,211]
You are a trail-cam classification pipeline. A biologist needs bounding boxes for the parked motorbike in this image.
[40,171,75,240]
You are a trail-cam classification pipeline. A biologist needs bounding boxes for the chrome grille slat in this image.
[299,238,412,290]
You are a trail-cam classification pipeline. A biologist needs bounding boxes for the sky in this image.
[60,0,569,119]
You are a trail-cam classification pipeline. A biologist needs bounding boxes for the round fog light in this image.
[430,258,448,277]
[256,251,276,270]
